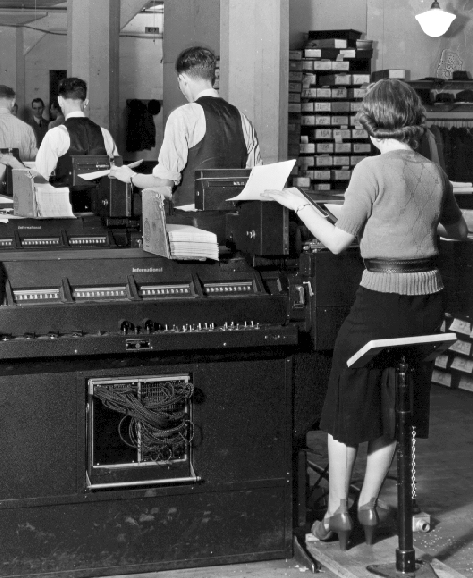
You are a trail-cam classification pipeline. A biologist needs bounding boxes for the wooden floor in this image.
[108,384,473,578]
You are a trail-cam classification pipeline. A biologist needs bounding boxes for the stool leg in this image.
[395,359,416,573]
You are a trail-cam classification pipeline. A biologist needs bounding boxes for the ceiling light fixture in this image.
[415,1,456,37]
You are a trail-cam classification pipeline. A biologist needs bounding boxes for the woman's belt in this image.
[363,257,438,273]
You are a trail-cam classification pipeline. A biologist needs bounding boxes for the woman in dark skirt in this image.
[263,79,467,550]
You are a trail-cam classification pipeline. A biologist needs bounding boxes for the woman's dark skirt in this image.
[319,286,445,445]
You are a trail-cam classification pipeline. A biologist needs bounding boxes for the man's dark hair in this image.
[176,46,217,84]
[32,97,45,107]
[0,85,16,99]
[58,77,87,101]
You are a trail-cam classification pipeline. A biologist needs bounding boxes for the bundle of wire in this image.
[94,380,194,460]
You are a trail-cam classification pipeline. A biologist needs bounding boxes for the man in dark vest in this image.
[35,77,118,189]
[110,46,262,206]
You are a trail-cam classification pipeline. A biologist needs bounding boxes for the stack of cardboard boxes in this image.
[289,29,374,193]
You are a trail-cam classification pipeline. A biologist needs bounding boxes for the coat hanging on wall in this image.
[126,99,161,152]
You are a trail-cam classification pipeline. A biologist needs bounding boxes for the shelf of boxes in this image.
[288,50,304,184]
[290,46,374,192]
[432,313,473,393]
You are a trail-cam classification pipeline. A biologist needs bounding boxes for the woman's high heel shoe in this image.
[357,498,392,546]
[311,504,354,551]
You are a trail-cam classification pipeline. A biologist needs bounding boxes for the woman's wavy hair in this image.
[356,79,426,149]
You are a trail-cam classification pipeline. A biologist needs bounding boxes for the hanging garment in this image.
[126,99,156,152]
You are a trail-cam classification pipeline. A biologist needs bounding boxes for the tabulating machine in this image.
[0,163,363,577]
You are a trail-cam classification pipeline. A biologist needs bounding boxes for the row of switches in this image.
[120,320,261,334]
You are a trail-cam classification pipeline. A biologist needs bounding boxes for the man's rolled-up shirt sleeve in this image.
[152,107,193,184]
[240,112,262,167]
[101,128,119,158]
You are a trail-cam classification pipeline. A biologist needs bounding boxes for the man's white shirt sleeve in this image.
[102,128,118,158]
[35,125,70,180]
[152,104,202,184]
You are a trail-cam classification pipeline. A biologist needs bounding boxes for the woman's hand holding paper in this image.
[261,187,307,212]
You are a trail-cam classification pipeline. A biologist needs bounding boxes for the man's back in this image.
[173,96,247,205]
[0,110,37,161]
[49,117,107,188]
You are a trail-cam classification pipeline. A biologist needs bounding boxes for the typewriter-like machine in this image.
[0,158,363,577]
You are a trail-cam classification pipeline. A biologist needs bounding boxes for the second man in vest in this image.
[35,77,118,187]
[110,46,262,206]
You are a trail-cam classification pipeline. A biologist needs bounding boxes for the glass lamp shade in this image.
[415,3,456,37]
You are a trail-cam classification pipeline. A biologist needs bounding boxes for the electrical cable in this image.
[94,380,194,462]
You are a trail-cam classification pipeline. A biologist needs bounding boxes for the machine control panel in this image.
[0,321,298,360]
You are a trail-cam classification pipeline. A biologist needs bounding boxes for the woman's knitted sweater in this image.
[336,149,462,295]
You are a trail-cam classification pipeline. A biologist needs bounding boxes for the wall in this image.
[163,0,220,125]
[289,0,472,82]
[367,0,473,81]
[21,10,68,121]
[0,26,19,106]
[220,0,289,163]
[289,0,367,49]
[25,34,67,123]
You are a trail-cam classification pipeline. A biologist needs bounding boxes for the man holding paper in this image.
[110,46,262,206]
[35,77,118,186]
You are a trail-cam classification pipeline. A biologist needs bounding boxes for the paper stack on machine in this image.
[167,224,218,261]
[12,169,75,219]
[142,188,218,261]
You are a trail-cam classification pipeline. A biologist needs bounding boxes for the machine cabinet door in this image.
[0,371,78,500]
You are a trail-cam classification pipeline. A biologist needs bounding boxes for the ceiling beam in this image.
[0,9,48,25]
[0,2,66,9]
[120,0,151,29]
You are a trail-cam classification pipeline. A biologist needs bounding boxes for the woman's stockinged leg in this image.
[327,433,357,515]
[310,434,356,550]
[358,434,397,508]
